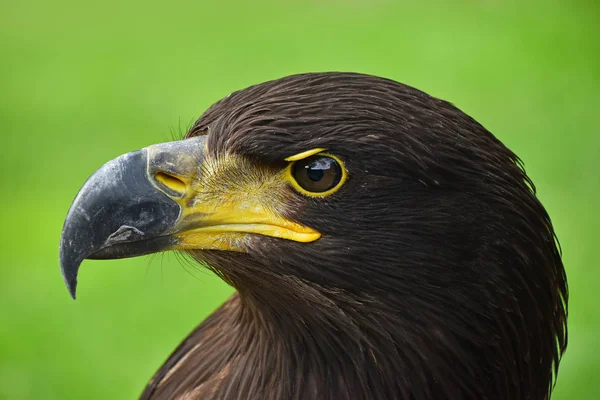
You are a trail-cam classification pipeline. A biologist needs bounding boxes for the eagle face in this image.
[60,73,567,400]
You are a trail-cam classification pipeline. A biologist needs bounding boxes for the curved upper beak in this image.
[59,136,206,299]
[59,135,321,300]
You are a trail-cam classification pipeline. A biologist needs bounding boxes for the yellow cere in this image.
[154,171,187,196]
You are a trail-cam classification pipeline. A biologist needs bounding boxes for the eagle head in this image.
[60,73,567,399]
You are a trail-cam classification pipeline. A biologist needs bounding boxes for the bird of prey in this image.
[59,72,568,400]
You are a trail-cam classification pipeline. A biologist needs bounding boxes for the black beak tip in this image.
[64,269,78,299]
[61,266,79,300]
[59,243,81,300]
[65,277,78,300]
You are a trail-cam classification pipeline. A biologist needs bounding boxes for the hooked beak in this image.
[59,136,320,299]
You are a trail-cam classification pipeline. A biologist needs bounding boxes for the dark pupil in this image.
[306,164,325,181]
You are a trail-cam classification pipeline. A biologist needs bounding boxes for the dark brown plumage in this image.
[62,73,568,400]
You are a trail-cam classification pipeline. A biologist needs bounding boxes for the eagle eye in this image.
[287,154,347,197]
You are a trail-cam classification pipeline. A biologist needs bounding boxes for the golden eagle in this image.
[59,72,568,400]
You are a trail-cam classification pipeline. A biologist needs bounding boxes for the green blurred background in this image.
[1,0,598,398]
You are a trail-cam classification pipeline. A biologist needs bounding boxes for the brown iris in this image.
[292,155,343,194]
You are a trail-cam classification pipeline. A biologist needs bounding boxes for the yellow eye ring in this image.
[284,151,348,197]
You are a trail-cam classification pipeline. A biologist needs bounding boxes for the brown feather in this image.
[140,72,567,400]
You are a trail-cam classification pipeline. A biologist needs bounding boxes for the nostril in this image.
[154,171,186,197]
